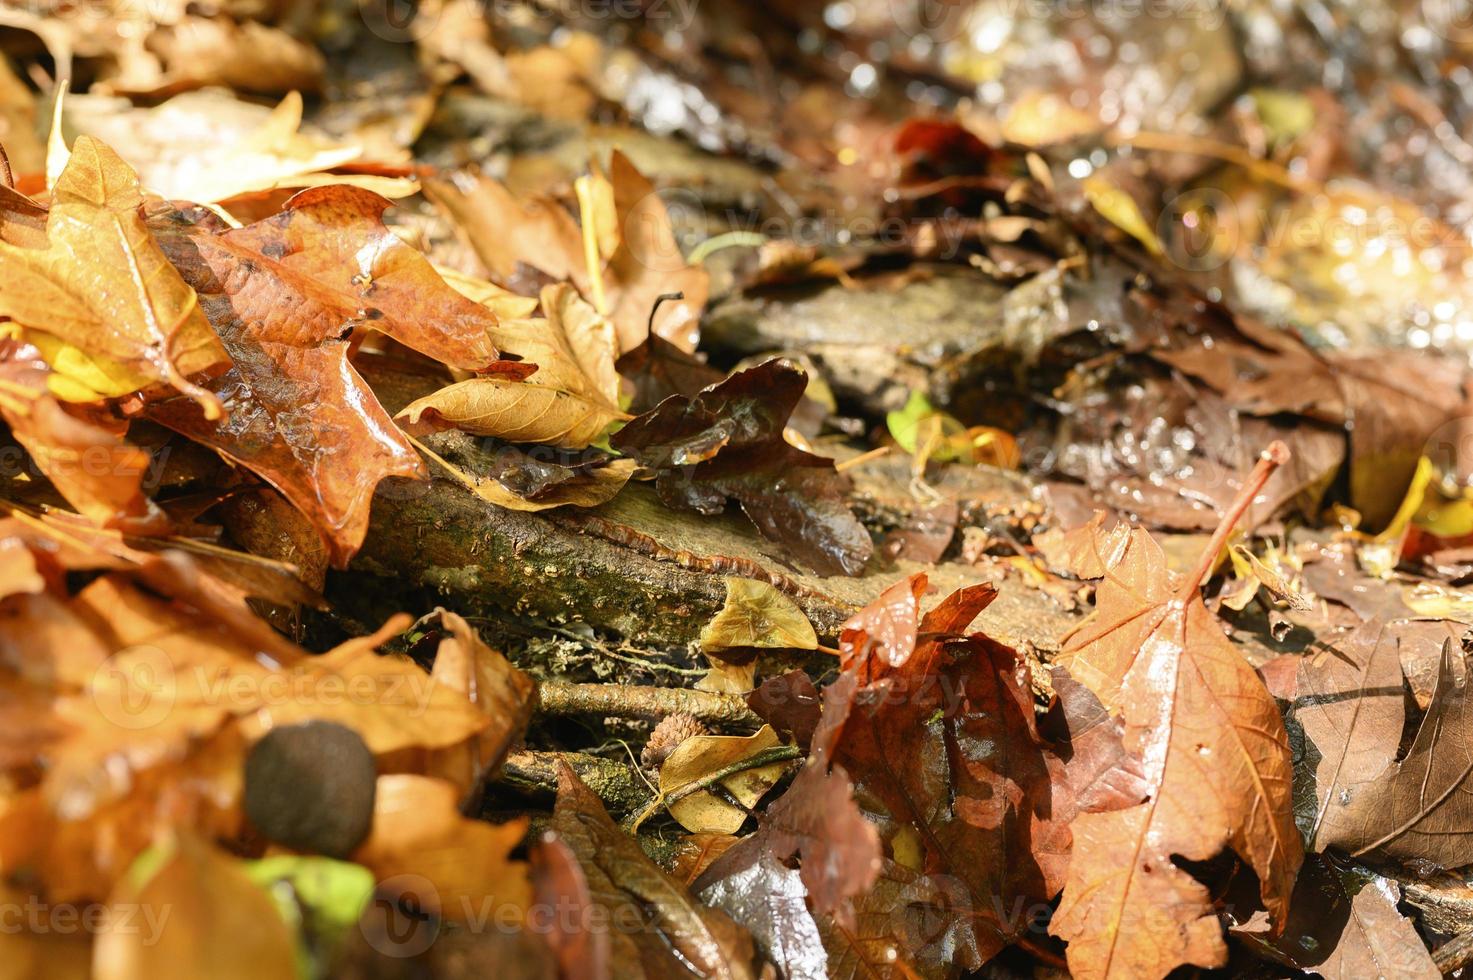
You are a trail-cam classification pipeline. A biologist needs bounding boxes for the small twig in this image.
[536,680,762,728]
[624,744,802,833]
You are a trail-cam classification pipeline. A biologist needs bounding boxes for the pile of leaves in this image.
[5,0,1473,978]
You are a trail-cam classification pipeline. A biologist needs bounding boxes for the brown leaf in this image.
[615,331,723,414]
[220,184,513,372]
[425,153,707,352]
[814,858,982,980]
[1234,854,1438,980]
[0,137,228,412]
[1292,621,1406,852]
[549,761,758,979]
[1051,445,1303,980]
[416,610,537,798]
[143,200,429,566]
[604,150,709,352]
[352,774,531,924]
[1324,640,1473,867]
[746,669,823,752]
[415,435,636,512]
[697,847,830,980]
[611,359,873,576]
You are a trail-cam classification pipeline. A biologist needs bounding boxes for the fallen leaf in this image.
[611,359,873,576]
[398,284,626,449]
[352,774,530,924]
[417,610,537,799]
[604,150,709,352]
[1234,854,1438,980]
[219,184,513,372]
[700,577,818,654]
[1051,444,1303,980]
[698,847,829,980]
[0,137,227,413]
[63,90,397,205]
[1291,621,1406,851]
[548,761,757,979]
[92,834,297,980]
[615,331,723,413]
[0,340,167,530]
[659,724,792,835]
[745,669,823,752]
[1322,640,1473,868]
[143,200,429,565]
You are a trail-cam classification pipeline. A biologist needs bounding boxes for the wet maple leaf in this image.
[221,184,515,372]
[141,201,430,566]
[0,137,228,412]
[611,358,873,576]
[1050,443,1303,980]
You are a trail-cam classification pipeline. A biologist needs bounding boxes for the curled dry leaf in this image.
[352,774,531,924]
[1051,445,1303,980]
[398,283,626,449]
[700,577,819,653]
[659,724,792,835]
[611,359,874,577]
[548,761,757,979]
[412,610,537,800]
[0,137,227,412]
[425,151,707,352]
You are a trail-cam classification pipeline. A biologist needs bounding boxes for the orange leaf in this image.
[1050,444,1303,980]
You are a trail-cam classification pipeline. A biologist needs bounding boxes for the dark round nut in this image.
[244,721,377,858]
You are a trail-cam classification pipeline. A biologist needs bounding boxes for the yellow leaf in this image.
[0,137,228,417]
[397,284,628,448]
[1082,175,1163,256]
[660,726,791,835]
[699,577,818,653]
[353,775,530,924]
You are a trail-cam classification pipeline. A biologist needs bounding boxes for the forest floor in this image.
[3,1,1473,978]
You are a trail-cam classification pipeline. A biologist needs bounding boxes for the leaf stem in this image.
[1177,441,1290,602]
